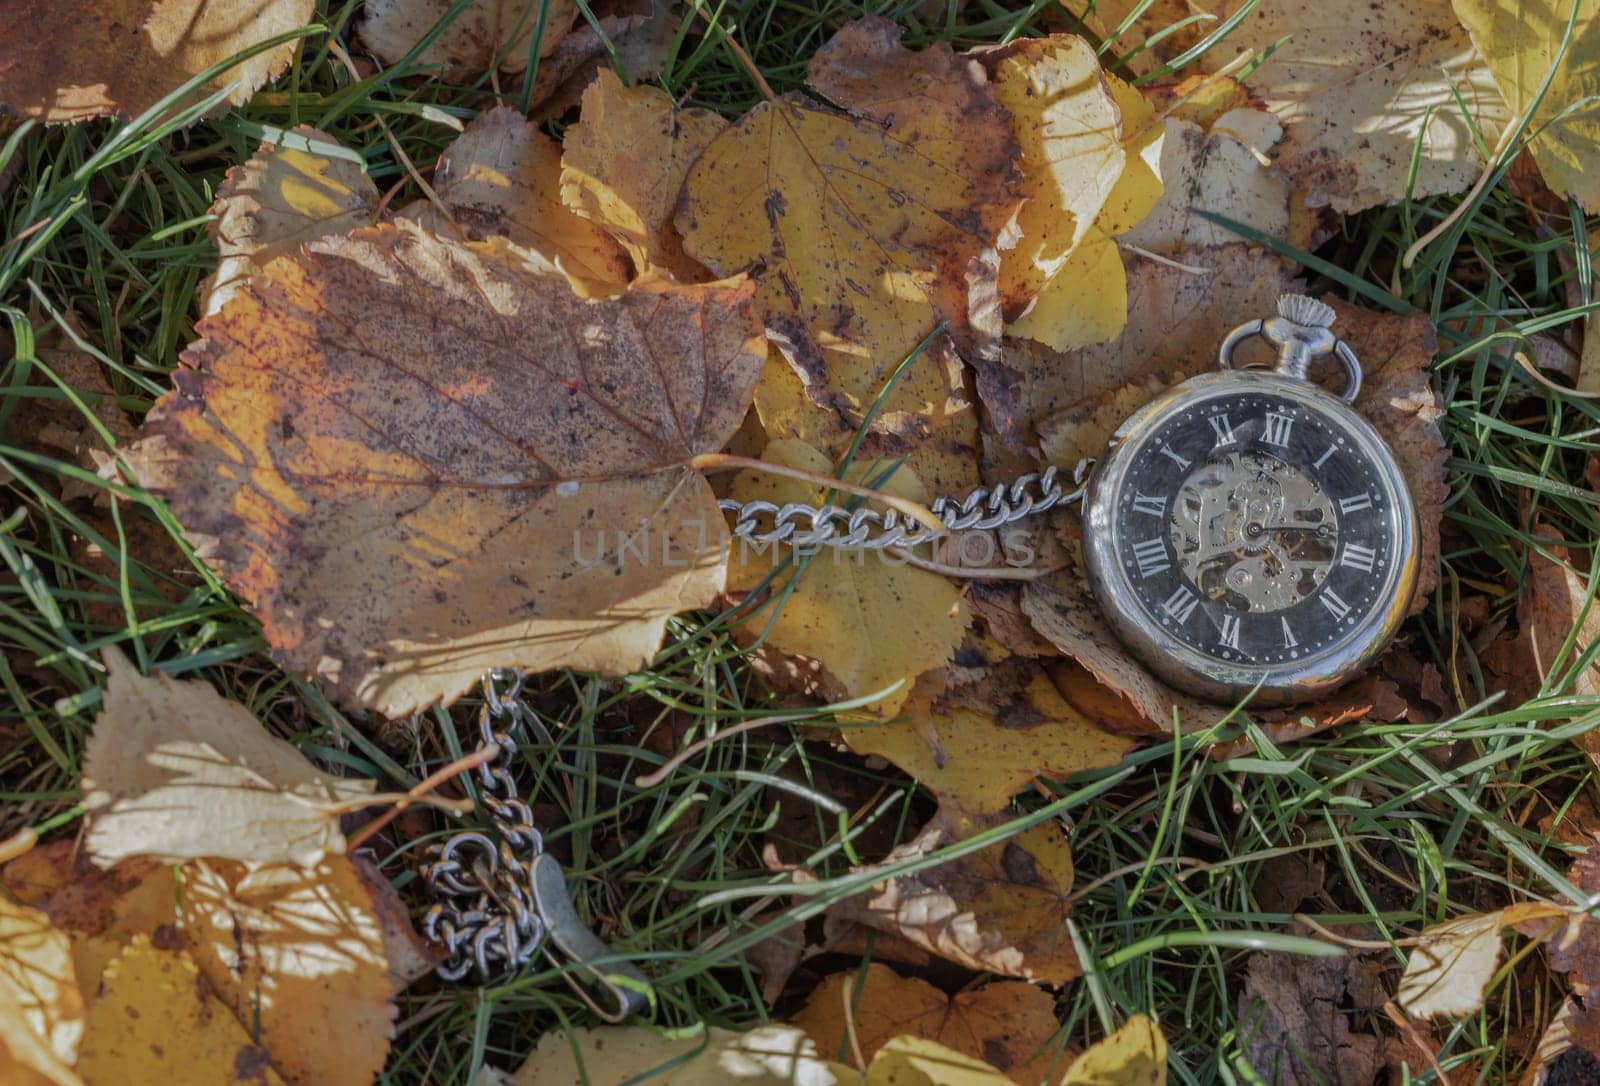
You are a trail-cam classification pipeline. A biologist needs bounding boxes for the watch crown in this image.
[1277,293,1336,329]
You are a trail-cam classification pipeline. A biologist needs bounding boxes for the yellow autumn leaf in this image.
[401,106,631,297]
[842,650,1135,815]
[792,963,1066,1085]
[0,897,84,1086]
[81,648,376,869]
[864,1037,1015,1086]
[1063,1016,1167,1085]
[677,17,1021,424]
[181,857,395,1086]
[204,126,379,319]
[561,69,728,280]
[490,1023,847,1084]
[989,36,1164,352]
[75,936,285,1086]
[1451,0,1600,211]
[726,439,968,719]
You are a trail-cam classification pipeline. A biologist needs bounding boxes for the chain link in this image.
[419,461,1090,988]
[420,669,547,981]
[719,459,1093,551]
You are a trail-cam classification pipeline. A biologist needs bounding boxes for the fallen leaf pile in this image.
[12,0,1600,1081]
[0,651,432,1084]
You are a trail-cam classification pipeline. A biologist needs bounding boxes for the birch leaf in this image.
[82,648,375,869]
[0,897,84,1086]
[1063,1016,1168,1086]
[131,222,765,714]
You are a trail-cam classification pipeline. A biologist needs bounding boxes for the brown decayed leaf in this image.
[523,3,681,121]
[132,221,765,714]
[677,16,1021,426]
[0,0,315,123]
[561,69,727,281]
[1197,0,1508,213]
[1521,998,1600,1086]
[1236,950,1381,1086]
[725,439,969,719]
[791,963,1067,1085]
[1021,290,1443,735]
[1121,105,1292,255]
[357,0,577,75]
[74,936,284,1086]
[0,333,137,502]
[401,107,631,297]
[82,648,375,868]
[0,897,84,1086]
[993,245,1301,455]
[182,858,393,1086]
[831,807,1081,984]
[204,127,379,319]
[840,649,1135,814]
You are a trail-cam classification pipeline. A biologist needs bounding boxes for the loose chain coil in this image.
[419,460,1093,989]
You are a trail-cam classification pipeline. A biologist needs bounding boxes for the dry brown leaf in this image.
[840,648,1135,814]
[677,16,1021,426]
[182,857,394,1086]
[205,128,379,319]
[522,3,681,122]
[0,897,84,1086]
[724,438,969,719]
[990,244,1301,455]
[0,334,136,502]
[1521,998,1600,1086]
[1121,105,1292,254]
[832,806,1081,984]
[401,106,631,297]
[791,963,1066,1085]
[561,69,726,281]
[82,648,375,868]
[75,936,284,1086]
[1236,950,1382,1086]
[0,0,315,123]
[357,0,577,75]
[131,221,764,714]
[1197,0,1508,212]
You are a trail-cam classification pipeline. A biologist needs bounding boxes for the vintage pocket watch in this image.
[1079,294,1419,704]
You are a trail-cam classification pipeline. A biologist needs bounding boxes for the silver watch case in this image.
[1081,367,1419,705]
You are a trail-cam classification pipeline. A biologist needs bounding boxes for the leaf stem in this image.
[690,452,945,532]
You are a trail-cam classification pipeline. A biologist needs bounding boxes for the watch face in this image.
[1098,383,1409,687]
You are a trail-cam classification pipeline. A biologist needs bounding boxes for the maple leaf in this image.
[725,438,969,718]
[831,807,1081,984]
[74,936,285,1085]
[0,896,84,1086]
[357,0,577,75]
[676,16,1021,426]
[131,221,765,715]
[791,963,1066,1085]
[1063,1015,1167,1086]
[1452,0,1600,212]
[205,127,380,319]
[182,858,395,1086]
[1195,0,1509,212]
[560,69,727,282]
[0,0,315,123]
[82,648,376,868]
[486,1023,846,1084]
[840,642,1135,814]
[401,107,632,297]
[983,36,1165,352]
